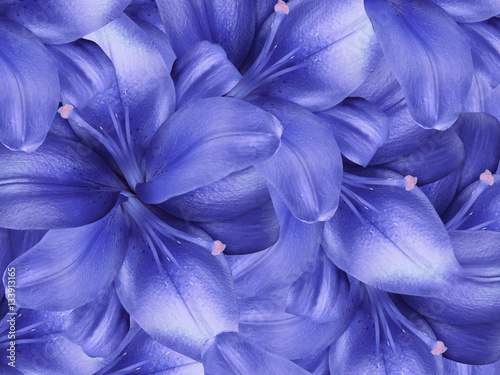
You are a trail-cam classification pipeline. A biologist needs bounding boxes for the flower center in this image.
[445,170,495,231]
[225,0,308,99]
[363,284,447,362]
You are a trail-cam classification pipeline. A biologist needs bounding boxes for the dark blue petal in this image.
[252,97,342,222]
[98,329,204,374]
[4,207,128,310]
[202,332,310,375]
[381,126,465,185]
[286,249,352,324]
[3,0,132,44]
[0,135,123,230]
[7,230,46,258]
[316,98,390,167]
[427,318,500,365]
[160,167,270,222]
[329,301,444,375]
[323,168,462,296]
[420,167,462,215]
[85,14,175,154]
[0,229,10,299]
[48,116,80,142]
[444,358,499,374]
[252,0,381,111]
[462,19,500,88]
[156,0,255,67]
[63,286,129,358]
[136,97,282,204]
[115,223,238,360]
[172,41,242,108]
[455,113,500,192]
[364,0,473,129]
[198,199,280,255]
[47,40,115,109]
[256,0,277,29]
[433,0,500,22]
[0,19,59,151]
[293,349,330,375]
[464,72,494,112]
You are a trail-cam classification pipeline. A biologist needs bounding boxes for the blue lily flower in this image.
[1,13,284,362]
[0,0,131,151]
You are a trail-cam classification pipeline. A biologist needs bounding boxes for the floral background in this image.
[0,0,500,374]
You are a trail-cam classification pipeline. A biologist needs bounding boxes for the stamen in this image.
[343,172,416,191]
[445,170,494,230]
[57,104,73,119]
[212,240,226,255]
[405,175,418,191]
[274,0,289,14]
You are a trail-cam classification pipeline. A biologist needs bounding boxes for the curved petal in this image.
[172,41,242,108]
[323,168,462,297]
[293,349,330,375]
[364,0,473,129]
[115,222,238,360]
[464,72,494,112]
[443,358,500,375]
[455,113,500,192]
[461,19,500,88]
[381,126,465,185]
[156,0,255,67]
[7,230,47,258]
[286,250,352,324]
[3,0,132,44]
[84,14,175,154]
[0,135,123,230]
[160,167,270,222]
[433,0,500,23]
[316,98,390,167]
[47,39,115,109]
[0,19,59,151]
[0,229,10,299]
[252,97,342,223]
[251,0,381,111]
[202,332,310,375]
[198,199,280,255]
[136,97,282,204]
[4,207,129,310]
[329,301,444,375]
[63,286,129,358]
[420,167,462,215]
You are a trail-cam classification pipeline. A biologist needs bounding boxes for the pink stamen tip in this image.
[274,0,289,14]
[431,341,447,355]
[57,105,74,119]
[405,175,418,191]
[480,169,494,186]
[211,240,226,256]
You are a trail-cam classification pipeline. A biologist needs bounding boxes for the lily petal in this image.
[420,167,462,215]
[364,0,473,129]
[136,97,282,204]
[433,0,500,23]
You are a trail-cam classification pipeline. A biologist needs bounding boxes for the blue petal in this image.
[455,113,500,192]
[444,358,500,374]
[198,199,280,255]
[202,332,310,375]
[381,126,465,185]
[293,349,330,375]
[0,19,59,151]
[160,167,270,222]
[85,14,175,154]
[172,41,242,108]
[155,0,255,67]
[115,222,238,360]
[7,230,46,258]
[433,0,500,22]
[0,135,123,230]
[427,317,500,365]
[256,0,277,29]
[47,40,115,109]
[462,19,500,88]
[420,167,462,215]
[464,72,494,112]
[252,0,381,111]
[136,97,282,204]
[286,249,352,324]
[0,229,10,299]
[316,98,390,167]
[329,301,444,375]
[4,207,128,310]
[98,329,204,374]
[364,0,473,129]
[252,97,342,222]
[323,168,462,296]
[3,0,132,44]
[63,286,129,358]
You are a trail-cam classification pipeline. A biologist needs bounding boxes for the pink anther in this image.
[212,240,226,256]
[274,0,289,14]
[404,175,418,191]
[480,169,494,186]
[431,341,447,355]
[57,105,74,119]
